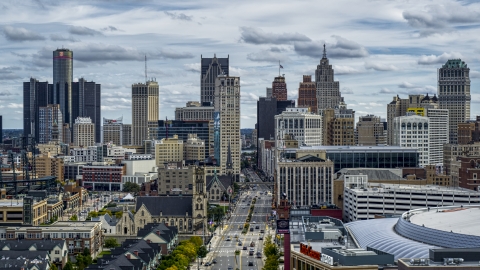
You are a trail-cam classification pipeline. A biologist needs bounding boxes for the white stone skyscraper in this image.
[132,80,159,145]
[315,45,342,112]
[214,75,240,177]
[438,59,471,144]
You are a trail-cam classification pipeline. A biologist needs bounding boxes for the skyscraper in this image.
[256,97,295,142]
[272,76,287,101]
[214,75,240,177]
[23,78,54,139]
[53,48,73,125]
[132,80,159,145]
[298,75,317,113]
[38,104,63,144]
[315,45,342,112]
[201,55,229,105]
[73,117,95,147]
[103,117,124,145]
[73,78,101,142]
[438,59,471,144]
[355,115,386,146]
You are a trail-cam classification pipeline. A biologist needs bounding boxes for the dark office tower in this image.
[201,54,229,105]
[315,45,342,112]
[272,76,287,101]
[0,115,2,143]
[23,78,54,139]
[438,59,471,144]
[72,78,101,142]
[256,97,295,142]
[298,75,317,113]
[53,48,73,125]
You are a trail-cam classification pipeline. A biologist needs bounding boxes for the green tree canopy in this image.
[189,236,203,248]
[197,245,208,258]
[104,238,119,248]
[123,182,140,193]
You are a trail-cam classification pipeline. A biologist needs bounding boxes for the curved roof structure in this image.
[345,218,439,260]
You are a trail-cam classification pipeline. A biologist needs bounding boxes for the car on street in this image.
[252,221,256,224]
[248,261,254,266]
[255,226,259,229]
[212,259,217,264]
[228,266,233,270]
[243,246,247,250]
[259,236,263,240]
[260,230,265,233]
[204,262,211,266]
[250,228,254,232]
[256,252,262,258]
[238,242,242,246]
[226,237,231,241]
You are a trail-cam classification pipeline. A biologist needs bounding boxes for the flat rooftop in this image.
[0,200,24,207]
[410,206,480,237]
[296,145,418,151]
[347,184,480,195]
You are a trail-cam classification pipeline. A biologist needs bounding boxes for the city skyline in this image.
[0,0,480,129]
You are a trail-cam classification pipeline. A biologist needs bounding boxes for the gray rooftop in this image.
[336,168,403,181]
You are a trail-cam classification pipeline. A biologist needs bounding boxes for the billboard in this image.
[276,219,290,234]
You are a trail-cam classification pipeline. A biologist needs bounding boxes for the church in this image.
[117,166,208,235]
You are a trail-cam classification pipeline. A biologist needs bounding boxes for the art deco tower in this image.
[53,48,73,125]
[201,55,229,105]
[438,59,471,144]
[315,45,342,113]
[132,80,159,145]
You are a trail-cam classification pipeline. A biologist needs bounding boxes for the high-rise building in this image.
[155,135,184,166]
[73,117,95,147]
[438,59,471,144]
[425,108,449,165]
[214,75,240,177]
[175,101,214,121]
[73,78,101,142]
[38,104,63,144]
[103,117,123,145]
[201,55,229,105]
[62,124,71,144]
[355,115,386,146]
[35,152,64,182]
[275,108,323,146]
[53,48,73,125]
[323,102,355,146]
[184,134,205,161]
[123,124,132,146]
[132,81,159,145]
[256,97,295,141]
[315,45,342,112]
[272,76,287,101]
[297,75,317,113]
[23,78,54,139]
[393,114,430,166]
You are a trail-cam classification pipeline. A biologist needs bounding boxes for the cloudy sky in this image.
[0,0,479,129]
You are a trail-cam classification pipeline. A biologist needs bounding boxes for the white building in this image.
[275,108,323,146]
[393,114,430,166]
[425,108,449,165]
[73,117,95,147]
[343,181,480,222]
[70,146,98,162]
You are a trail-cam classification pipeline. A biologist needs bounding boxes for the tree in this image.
[50,264,58,270]
[263,235,279,258]
[197,245,208,258]
[104,238,119,248]
[263,255,279,270]
[115,211,123,219]
[63,261,74,270]
[76,248,93,270]
[123,182,140,193]
[189,236,203,247]
[70,215,78,221]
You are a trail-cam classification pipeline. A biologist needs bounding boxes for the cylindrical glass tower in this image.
[53,48,73,125]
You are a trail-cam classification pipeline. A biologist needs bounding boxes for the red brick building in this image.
[459,156,480,191]
[272,76,287,101]
[298,75,317,113]
[82,163,126,191]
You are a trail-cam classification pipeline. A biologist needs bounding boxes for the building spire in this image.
[322,44,327,59]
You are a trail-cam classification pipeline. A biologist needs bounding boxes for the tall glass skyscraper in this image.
[53,48,73,125]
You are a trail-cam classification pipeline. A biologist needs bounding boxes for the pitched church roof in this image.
[136,196,193,217]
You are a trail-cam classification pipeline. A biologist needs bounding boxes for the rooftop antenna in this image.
[145,55,147,83]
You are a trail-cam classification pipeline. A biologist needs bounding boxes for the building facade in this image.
[38,104,63,144]
[355,115,386,146]
[175,101,214,121]
[201,55,229,105]
[35,152,64,181]
[425,108,449,165]
[155,135,184,166]
[438,59,471,144]
[458,156,480,191]
[214,76,241,176]
[393,114,430,166]
[103,117,124,145]
[298,75,317,113]
[23,78,54,140]
[275,108,323,146]
[132,81,159,145]
[315,46,342,112]
[323,102,355,146]
[123,124,132,145]
[184,134,205,161]
[82,163,126,191]
[53,49,73,126]
[457,116,480,144]
[73,117,95,147]
[272,75,287,101]
[257,97,296,142]
[72,78,101,143]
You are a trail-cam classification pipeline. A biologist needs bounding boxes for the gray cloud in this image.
[2,26,45,41]
[159,49,194,59]
[50,34,79,42]
[164,11,192,21]
[342,87,354,94]
[101,26,120,31]
[398,82,436,94]
[240,27,311,45]
[11,52,28,58]
[334,65,363,75]
[69,25,102,36]
[379,88,394,94]
[294,36,368,58]
[403,3,480,35]
[184,63,200,72]
[398,81,417,89]
[246,50,290,62]
[0,66,21,80]
[365,62,398,71]
[417,52,463,65]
